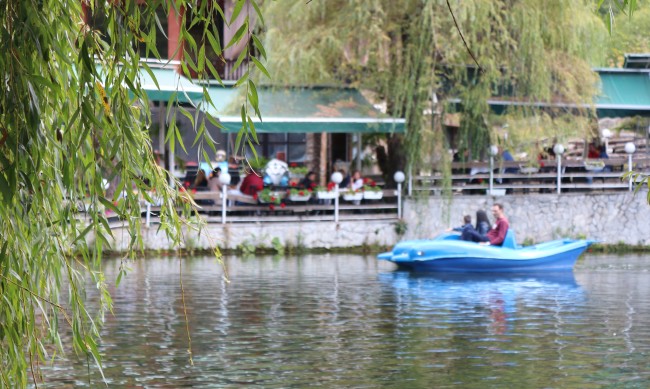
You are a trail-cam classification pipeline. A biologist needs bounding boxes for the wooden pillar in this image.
[168,6,184,61]
[81,2,89,23]
[320,132,328,186]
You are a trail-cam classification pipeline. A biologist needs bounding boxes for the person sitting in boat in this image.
[449,211,491,243]
[482,203,510,246]
[448,215,476,241]
[470,210,491,243]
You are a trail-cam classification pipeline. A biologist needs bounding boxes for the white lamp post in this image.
[219,172,231,224]
[625,142,636,192]
[602,128,612,155]
[553,143,565,194]
[394,171,406,219]
[488,145,499,195]
[331,171,343,223]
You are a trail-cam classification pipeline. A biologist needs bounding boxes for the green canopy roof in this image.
[207,86,405,133]
[449,68,650,118]
[595,69,650,117]
[96,64,204,104]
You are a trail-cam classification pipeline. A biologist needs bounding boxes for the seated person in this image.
[207,167,222,192]
[299,171,317,190]
[468,210,490,242]
[339,168,350,188]
[239,169,264,197]
[349,170,364,191]
[587,142,600,159]
[448,215,477,242]
[227,156,241,187]
[192,169,209,191]
[501,149,519,174]
[484,203,510,246]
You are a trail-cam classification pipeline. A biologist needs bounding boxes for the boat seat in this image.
[501,230,518,249]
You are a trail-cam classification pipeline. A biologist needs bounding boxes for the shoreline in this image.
[107,242,650,258]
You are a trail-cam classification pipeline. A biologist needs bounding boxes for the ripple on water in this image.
[37,253,650,387]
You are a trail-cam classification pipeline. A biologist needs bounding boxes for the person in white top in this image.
[350,170,364,191]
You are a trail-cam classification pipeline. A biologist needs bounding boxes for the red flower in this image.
[191,189,197,195]
[327,182,336,191]
[269,204,275,210]
[252,193,258,200]
[299,191,304,196]
[290,181,297,187]
[290,162,298,167]
[307,188,313,192]
[180,187,186,192]
[183,182,191,188]
[280,203,286,208]
[270,196,276,201]
[370,182,376,187]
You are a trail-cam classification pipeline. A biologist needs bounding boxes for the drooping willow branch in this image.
[445,0,483,73]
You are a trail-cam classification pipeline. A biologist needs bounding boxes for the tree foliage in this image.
[0,0,264,386]
[261,0,610,179]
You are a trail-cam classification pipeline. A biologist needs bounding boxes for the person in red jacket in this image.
[239,168,264,197]
[484,203,509,246]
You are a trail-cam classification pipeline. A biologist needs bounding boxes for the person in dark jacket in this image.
[472,210,491,242]
[449,215,478,241]
[299,171,317,190]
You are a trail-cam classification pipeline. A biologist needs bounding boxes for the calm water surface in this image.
[44,253,650,388]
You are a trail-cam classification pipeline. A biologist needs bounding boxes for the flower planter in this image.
[342,192,363,201]
[258,191,285,204]
[289,194,311,202]
[363,191,383,200]
[486,189,506,196]
[316,191,338,200]
[519,165,539,174]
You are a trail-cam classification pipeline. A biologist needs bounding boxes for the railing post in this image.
[222,184,228,224]
[488,145,498,195]
[628,153,633,192]
[407,165,412,197]
[489,155,494,194]
[397,182,402,219]
[556,157,562,194]
[553,144,565,195]
[145,203,151,228]
[334,184,340,223]
[219,172,231,224]
[625,142,636,192]
[394,171,405,219]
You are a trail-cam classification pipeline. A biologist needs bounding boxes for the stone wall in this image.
[109,219,399,252]
[402,192,650,245]
[108,192,650,252]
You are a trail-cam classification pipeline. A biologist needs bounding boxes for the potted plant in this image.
[288,163,309,179]
[342,188,363,201]
[315,182,339,199]
[257,188,282,204]
[288,187,312,201]
[362,180,383,200]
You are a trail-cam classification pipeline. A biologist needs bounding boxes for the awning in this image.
[207,86,405,133]
[595,69,650,117]
[448,68,650,118]
[96,63,204,104]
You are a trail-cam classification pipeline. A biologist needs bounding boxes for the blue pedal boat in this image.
[378,231,594,272]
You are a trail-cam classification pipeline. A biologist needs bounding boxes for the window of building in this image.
[244,133,307,164]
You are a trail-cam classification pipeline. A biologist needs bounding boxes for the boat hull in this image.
[378,233,593,273]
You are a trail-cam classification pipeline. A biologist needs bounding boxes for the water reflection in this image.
[379,271,584,336]
[40,254,650,388]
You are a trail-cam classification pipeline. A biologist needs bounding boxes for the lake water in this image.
[43,253,650,388]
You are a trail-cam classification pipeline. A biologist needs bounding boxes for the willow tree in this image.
[261,0,609,183]
[0,0,265,386]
